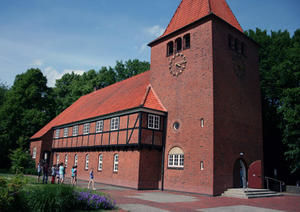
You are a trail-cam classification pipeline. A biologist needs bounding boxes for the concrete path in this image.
[60,178,300,212]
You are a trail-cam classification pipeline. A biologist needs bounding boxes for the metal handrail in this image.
[265,176,285,192]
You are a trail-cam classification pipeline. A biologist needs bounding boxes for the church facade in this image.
[30,0,263,196]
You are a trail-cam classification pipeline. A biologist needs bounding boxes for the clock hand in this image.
[176,63,181,67]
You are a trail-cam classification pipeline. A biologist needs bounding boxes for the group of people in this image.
[37,162,94,189]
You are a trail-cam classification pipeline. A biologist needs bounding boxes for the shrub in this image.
[9,148,36,174]
[0,175,26,212]
[20,184,76,212]
[75,191,116,210]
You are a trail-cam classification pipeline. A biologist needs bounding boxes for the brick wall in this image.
[212,18,263,194]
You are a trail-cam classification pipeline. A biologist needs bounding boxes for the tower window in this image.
[183,34,190,49]
[65,154,68,167]
[167,41,174,56]
[175,37,182,52]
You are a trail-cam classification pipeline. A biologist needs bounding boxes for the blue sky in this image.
[0,0,299,87]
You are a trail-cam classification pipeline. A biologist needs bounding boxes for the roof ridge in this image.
[84,70,150,98]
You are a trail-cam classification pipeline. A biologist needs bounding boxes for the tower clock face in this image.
[169,53,187,77]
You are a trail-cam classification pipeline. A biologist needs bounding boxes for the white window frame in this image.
[85,154,89,170]
[56,154,60,165]
[148,114,160,130]
[98,154,103,171]
[32,147,37,159]
[65,154,68,167]
[96,120,104,133]
[113,154,119,172]
[72,125,78,136]
[63,127,69,137]
[168,154,184,168]
[74,154,78,166]
[111,117,119,131]
[83,123,90,135]
[55,129,60,138]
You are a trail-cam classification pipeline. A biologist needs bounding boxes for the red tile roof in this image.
[31,71,166,139]
[162,0,243,36]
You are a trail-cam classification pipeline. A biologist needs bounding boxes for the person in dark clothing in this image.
[42,163,49,184]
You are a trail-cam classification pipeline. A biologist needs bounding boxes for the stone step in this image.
[222,188,282,199]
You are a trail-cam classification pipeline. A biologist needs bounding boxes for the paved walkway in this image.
[65,178,300,212]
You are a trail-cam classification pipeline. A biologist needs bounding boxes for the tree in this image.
[247,29,300,177]
[9,148,35,174]
[0,69,53,168]
[115,59,150,81]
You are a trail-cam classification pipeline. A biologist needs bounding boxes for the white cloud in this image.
[138,42,148,54]
[43,67,85,87]
[144,25,164,37]
[31,59,43,67]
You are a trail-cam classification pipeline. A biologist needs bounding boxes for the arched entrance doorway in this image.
[233,159,247,188]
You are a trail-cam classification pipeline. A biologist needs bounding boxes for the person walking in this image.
[88,168,95,190]
[37,163,42,183]
[42,163,48,184]
[71,166,76,186]
[51,165,56,184]
[56,165,60,184]
[59,163,64,184]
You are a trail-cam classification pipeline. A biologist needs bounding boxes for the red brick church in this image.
[30,0,263,195]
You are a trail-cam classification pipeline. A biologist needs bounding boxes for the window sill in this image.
[167,167,184,170]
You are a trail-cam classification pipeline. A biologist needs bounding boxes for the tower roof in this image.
[162,0,243,37]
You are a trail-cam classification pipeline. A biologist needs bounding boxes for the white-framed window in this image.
[200,161,204,170]
[56,154,60,165]
[111,117,119,131]
[64,127,69,137]
[32,147,37,159]
[74,154,78,166]
[148,114,160,130]
[85,154,89,170]
[73,125,78,136]
[83,123,90,134]
[96,120,104,133]
[98,154,103,171]
[65,154,68,167]
[168,147,184,168]
[55,129,60,138]
[113,154,119,172]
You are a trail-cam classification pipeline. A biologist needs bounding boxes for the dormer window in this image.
[175,37,182,52]
[167,41,174,56]
[183,34,190,49]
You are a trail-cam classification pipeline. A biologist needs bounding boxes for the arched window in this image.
[167,41,174,56]
[175,38,182,52]
[32,147,37,159]
[168,147,184,168]
[98,154,103,171]
[113,154,119,172]
[74,154,78,166]
[183,34,190,49]
[65,154,68,167]
[85,154,89,170]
